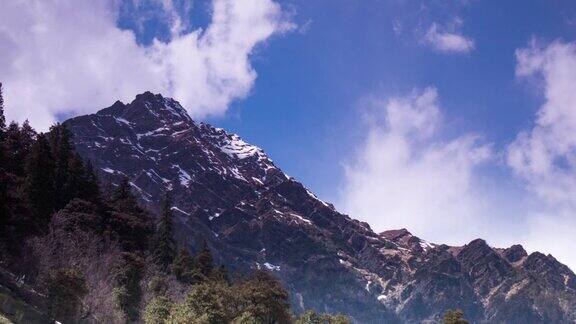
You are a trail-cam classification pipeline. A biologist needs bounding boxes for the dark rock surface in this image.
[65,92,576,323]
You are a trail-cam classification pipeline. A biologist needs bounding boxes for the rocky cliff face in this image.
[65,92,576,323]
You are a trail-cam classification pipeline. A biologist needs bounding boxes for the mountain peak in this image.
[95,92,191,126]
[502,244,528,263]
[463,238,490,250]
[63,94,576,324]
[134,90,160,101]
[65,93,282,208]
[131,92,190,122]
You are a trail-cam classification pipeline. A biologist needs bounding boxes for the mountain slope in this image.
[65,92,576,323]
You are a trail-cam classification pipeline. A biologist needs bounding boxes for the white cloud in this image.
[0,0,292,130]
[338,40,576,270]
[508,40,576,205]
[507,40,576,270]
[424,22,475,53]
[522,209,576,270]
[392,20,403,36]
[341,88,494,243]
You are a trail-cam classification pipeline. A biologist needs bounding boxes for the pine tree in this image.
[172,247,197,284]
[0,82,5,132]
[108,177,153,252]
[81,160,101,203]
[153,192,176,271]
[0,170,9,249]
[24,133,56,229]
[63,154,100,204]
[111,177,131,200]
[63,154,83,203]
[110,177,140,213]
[213,264,230,284]
[49,124,74,210]
[0,82,6,168]
[0,82,8,242]
[20,120,36,141]
[195,241,215,278]
[4,121,36,176]
[4,122,20,174]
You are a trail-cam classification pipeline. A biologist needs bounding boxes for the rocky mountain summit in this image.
[64,92,576,323]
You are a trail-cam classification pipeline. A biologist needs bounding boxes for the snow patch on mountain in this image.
[172,164,192,187]
[263,262,281,271]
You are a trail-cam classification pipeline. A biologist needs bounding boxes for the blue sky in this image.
[200,0,576,199]
[3,0,576,269]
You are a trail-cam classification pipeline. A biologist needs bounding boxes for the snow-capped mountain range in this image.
[64,92,576,323]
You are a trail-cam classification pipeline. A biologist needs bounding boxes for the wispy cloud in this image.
[341,88,494,243]
[508,40,576,269]
[0,0,293,130]
[340,40,576,270]
[424,22,475,53]
[509,40,576,205]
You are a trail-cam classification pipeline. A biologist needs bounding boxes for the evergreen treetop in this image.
[0,82,5,132]
[195,240,215,278]
[107,179,153,252]
[4,121,36,176]
[152,191,176,271]
[110,177,142,214]
[172,247,197,284]
[24,133,56,228]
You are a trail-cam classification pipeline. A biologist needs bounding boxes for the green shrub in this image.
[144,296,174,324]
[113,253,144,321]
[46,268,88,322]
[232,311,259,324]
[295,310,351,324]
[148,276,168,296]
[443,309,469,324]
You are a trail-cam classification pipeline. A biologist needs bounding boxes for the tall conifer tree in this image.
[110,177,141,214]
[0,83,7,227]
[0,82,5,132]
[4,121,36,176]
[24,133,56,228]
[195,241,214,278]
[108,177,153,251]
[153,192,176,271]
[63,154,100,204]
[49,124,74,210]
[81,160,101,204]
[172,247,196,283]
